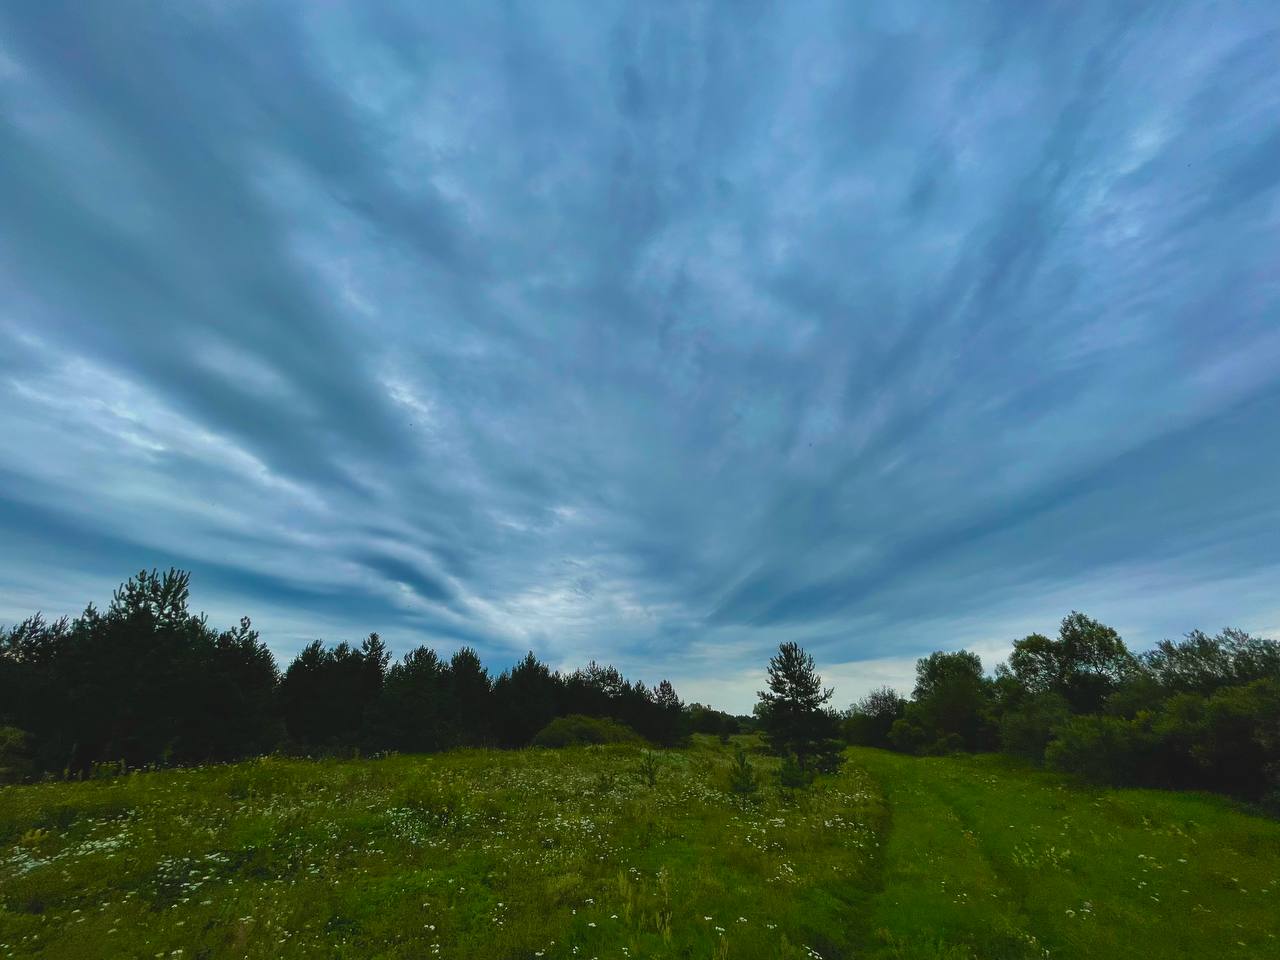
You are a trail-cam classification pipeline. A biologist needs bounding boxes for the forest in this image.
[2,568,1278,813]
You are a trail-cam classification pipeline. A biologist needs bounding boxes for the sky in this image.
[1,2,1278,713]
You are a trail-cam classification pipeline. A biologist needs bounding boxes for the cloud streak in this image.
[1,1,1278,710]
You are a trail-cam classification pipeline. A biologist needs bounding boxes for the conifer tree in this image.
[756,641,843,773]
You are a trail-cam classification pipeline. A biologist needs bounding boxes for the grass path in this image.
[848,748,1280,959]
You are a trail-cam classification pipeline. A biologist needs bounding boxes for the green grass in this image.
[852,748,1280,959]
[1,740,1277,959]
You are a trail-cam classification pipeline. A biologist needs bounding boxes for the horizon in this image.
[2,3,1279,716]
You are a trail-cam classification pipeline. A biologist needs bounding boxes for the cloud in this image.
[1,1,1278,712]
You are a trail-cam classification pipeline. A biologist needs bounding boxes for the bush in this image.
[843,687,906,748]
[778,753,815,791]
[927,732,966,756]
[531,715,643,748]
[727,747,760,798]
[0,726,32,784]
[638,751,660,787]
[1162,679,1280,797]
[887,718,928,754]
[1000,692,1069,764]
[1045,714,1159,785]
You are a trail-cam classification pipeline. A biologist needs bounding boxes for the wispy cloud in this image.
[2,2,1278,711]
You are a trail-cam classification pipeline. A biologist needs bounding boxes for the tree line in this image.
[4,570,1275,808]
[842,612,1280,806]
[0,569,746,780]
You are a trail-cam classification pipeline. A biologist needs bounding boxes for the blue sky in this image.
[1,2,1278,712]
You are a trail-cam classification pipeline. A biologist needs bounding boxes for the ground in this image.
[1,738,1277,959]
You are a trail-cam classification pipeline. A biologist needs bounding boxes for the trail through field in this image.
[848,748,1280,959]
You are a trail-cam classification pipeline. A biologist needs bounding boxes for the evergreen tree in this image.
[377,646,450,752]
[492,652,561,747]
[447,646,493,746]
[280,633,387,753]
[650,679,687,746]
[756,642,843,773]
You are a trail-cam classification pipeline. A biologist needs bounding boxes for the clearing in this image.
[1,739,1277,958]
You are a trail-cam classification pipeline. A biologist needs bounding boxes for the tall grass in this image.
[1,740,1276,958]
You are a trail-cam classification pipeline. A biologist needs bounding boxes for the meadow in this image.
[1,738,1277,960]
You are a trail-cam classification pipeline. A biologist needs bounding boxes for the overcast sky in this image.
[1,2,1278,712]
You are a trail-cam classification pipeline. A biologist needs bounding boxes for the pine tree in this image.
[756,641,843,774]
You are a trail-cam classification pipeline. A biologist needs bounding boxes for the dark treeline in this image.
[0,569,747,780]
[844,612,1280,807]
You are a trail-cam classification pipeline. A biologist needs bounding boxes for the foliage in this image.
[857,611,1280,804]
[637,750,660,787]
[1142,627,1280,695]
[1044,713,1160,785]
[755,642,844,774]
[650,679,688,747]
[777,753,815,791]
[1008,612,1135,713]
[280,633,387,753]
[0,571,701,777]
[897,651,994,753]
[531,715,643,748]
[0,570,278,775]
[727,746,759,797]
[0,727,31,784]
[998,691,1069,764]
[842,686,906,748]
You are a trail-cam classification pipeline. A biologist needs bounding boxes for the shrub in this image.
[638,751,660,787]
[887,718,928,754]
[1179,679,1280,797]
[1000,692,1069,764]
[927,732,966,756]
[843,686,906,748]
[531,715,643,748]
[1045,714,1159,785]
[727,747,759,798]
[0,726,32,784]
[778,753,815,790]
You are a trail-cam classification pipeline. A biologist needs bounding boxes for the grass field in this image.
[1,738,1277,959]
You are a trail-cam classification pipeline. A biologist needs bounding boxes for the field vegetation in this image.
[3,738,1279,959]
[3,569,1280,956]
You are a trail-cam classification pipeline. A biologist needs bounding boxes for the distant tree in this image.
[843,686,905,748]
[999,691,1069,764]
[1141,628,1280,696]
[377,646,450,752]
[280,633,387,753]
[182,616,280,761]
[650,679,687,747]
[0,570,279,774]
[1009,613,1134,714]
[686,702,740,739]
[492,652,561,747]
[447,646,493,746]
[755,642,843,773]
[895,650,993,753]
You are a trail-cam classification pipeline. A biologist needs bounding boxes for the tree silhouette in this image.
[756,641,843,773]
